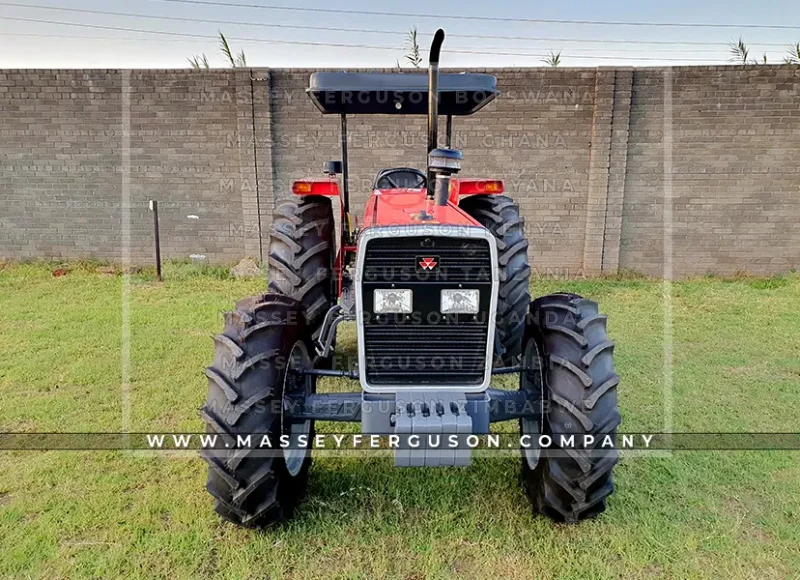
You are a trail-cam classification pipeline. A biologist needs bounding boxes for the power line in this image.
[0,16,726,62]
[0,32,202,43]
[3,2,793,47]
[0,16,399,50]
[146,0,800,31]
[0,2,743,53]
[0,33,727,54]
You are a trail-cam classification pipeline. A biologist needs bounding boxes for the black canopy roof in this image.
[307,72,498,115]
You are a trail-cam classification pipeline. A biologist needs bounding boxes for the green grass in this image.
[0,262,798,579]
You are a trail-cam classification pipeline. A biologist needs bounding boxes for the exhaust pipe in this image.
[427,28,445,155]
[426,29,446,203]
[425,29,462,206]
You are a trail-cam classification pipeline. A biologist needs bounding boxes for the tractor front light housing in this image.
[373,289,413,313]
[440,289,480,314]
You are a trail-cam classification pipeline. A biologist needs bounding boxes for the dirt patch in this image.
[743,526,773,543]
[181,329,208,338]
[0,492,11,506]
[771,465,800,483]
[725,366,755,376]
[96,265,119,277]
[0,419,38,433]
[230,257,262,278]
[724,496,775,543]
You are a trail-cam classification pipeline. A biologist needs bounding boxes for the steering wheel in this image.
[375,168,426,190]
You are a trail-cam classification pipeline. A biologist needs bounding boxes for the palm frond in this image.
[219,31,236,67]
[784,43,800,64]
[187,53,210,70]
[236,49,247,67]
[404,26,422,68]
[541,51,562,67]
[728,38,749,65]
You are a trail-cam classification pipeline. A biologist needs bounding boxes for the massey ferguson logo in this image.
[417,256,439,271]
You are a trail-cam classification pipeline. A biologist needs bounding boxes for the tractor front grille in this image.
[359,235,494,387]
[362,237,492,284]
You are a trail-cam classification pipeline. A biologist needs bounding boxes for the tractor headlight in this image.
[440,289,480,314]
[373,289,413,313]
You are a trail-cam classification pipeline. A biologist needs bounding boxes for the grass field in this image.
[1,261,799,579]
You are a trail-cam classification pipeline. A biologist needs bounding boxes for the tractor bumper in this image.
[287,387,537,468]
[363,391,489,467]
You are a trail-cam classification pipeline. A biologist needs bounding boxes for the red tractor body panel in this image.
[362,188,481,228]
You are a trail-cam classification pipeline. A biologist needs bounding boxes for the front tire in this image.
[521,293,621,522]
[200,293,314,527]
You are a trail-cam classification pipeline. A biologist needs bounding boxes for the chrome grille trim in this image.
[355,225,498,393]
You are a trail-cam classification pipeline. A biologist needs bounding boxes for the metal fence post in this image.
[149,200,162,281]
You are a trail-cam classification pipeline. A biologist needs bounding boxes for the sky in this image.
[0,0,799,68]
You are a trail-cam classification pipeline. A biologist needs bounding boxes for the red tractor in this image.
[201,30,620,527]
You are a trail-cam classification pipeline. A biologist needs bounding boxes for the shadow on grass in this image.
[292,456,524,527]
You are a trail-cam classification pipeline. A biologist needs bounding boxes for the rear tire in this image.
[200,293,314,527]
[267,196,335,341]
[459,194,530,364]
[522,293,621,522]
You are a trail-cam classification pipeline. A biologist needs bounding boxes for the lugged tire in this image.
[522,293,621,522]
[200,293,313,527]
[459,194,530,364]
[267,196,335,339]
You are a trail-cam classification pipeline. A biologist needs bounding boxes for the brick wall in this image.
[0,70,250,262]
[620,66,800,276]
[1,65,798,276]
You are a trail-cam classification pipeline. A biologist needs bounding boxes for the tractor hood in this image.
[362,189,481,228]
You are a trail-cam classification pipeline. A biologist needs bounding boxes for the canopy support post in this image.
[340,113,351,242]
[445,114,452,147]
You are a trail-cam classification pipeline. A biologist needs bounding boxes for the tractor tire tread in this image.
[201,293,310,528]
[458,194,531,364]
[522,292,621,523]
[267,196,335,338]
